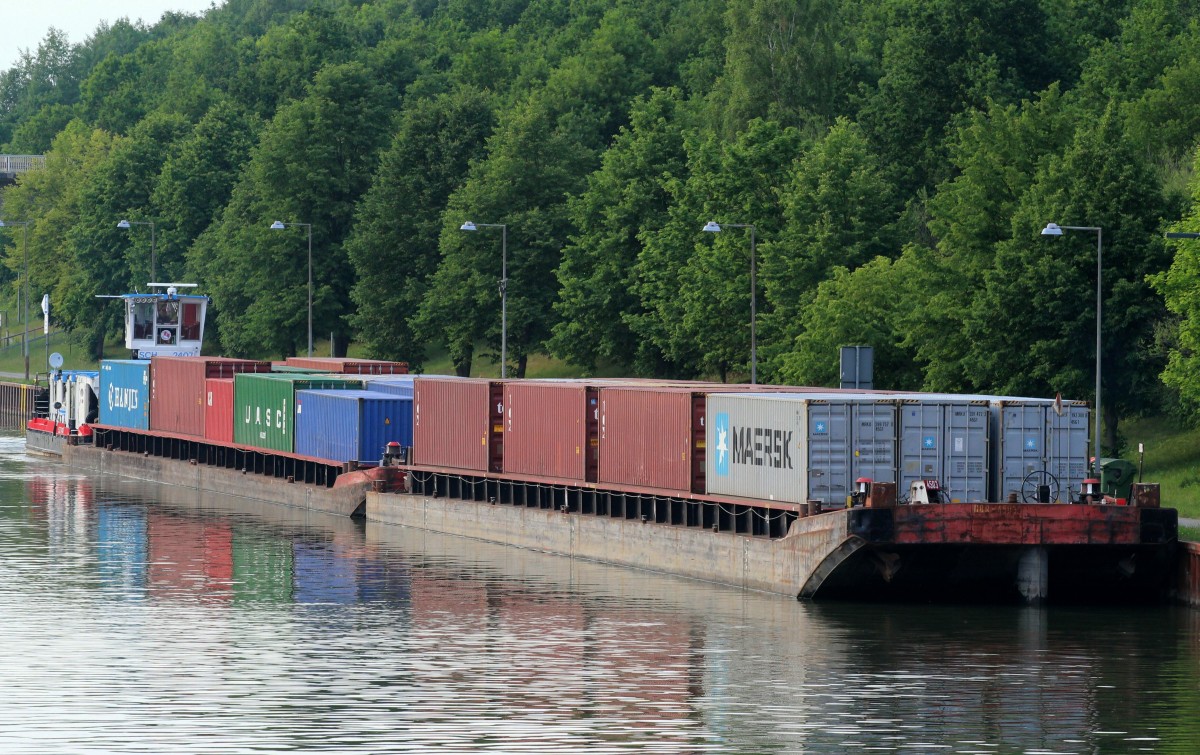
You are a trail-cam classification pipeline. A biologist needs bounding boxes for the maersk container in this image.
[706,393,806,502]
[363,375,417,399]
[503,381,594,482]
[413,377,500,472]
[599,387,697,494]
[233,373,362,452]
[99,359,151,430]
[898,399,990,502]
[151,356,271,437]
[294,389,413,464]
[284,357,409,375]
[204,378,234,444]
[705,393,897,505]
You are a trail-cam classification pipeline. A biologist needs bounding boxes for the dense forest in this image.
[2,0,1200,455]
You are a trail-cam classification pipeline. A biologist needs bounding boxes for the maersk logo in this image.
[923,435,936,449]
[714,413,731,476]
[1025,437,1038,451]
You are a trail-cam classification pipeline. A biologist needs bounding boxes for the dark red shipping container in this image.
[598,387,695,494]
[204,378,235,444]
[414,377,501,472]
[284,357,409,375]
[503,382,596,482]
[150,356,271,437]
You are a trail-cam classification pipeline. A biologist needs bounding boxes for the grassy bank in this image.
[1122,416,1200,520]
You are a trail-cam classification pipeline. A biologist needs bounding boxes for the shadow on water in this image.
[2,432,1199,753]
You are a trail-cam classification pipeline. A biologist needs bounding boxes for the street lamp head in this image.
[270,221,286,230]
[1041,222,1063,237]
[460,221,477,232]
[702,221,721,233]
[117,220,131,229]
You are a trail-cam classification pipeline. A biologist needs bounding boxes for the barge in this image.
[19,285,1181,604]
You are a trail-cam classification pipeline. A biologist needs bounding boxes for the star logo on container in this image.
[814,421,827,434]
[714,413,730,476]
[923,436,936,449]
[1025,437,1038,451]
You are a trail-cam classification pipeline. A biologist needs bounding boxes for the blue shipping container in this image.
[362,375,416,399]
[99,360,151,430]
[294,389,414,463]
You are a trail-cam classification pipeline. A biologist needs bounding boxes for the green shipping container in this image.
[231,524,295,603]
[234,372,362,451]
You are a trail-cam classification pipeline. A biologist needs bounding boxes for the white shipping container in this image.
[706,393,896,506]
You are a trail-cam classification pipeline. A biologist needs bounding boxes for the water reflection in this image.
[0,434,1197,752]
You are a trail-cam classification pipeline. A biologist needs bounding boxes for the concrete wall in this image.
[1178,542,1200,607]
[367,491,853,597]
[64,444,368,516]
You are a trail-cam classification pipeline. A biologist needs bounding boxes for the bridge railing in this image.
[0,155,46,174]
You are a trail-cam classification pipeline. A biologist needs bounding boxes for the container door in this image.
[852,403,897,493]
[999,404,1047,501]
[489,382,504,474]
[900,402,943,501]
[690,393,706,494]
[1046,404,1090,502]
[944,404,989,502]
[808,403,850,506]
[586,388,599,484]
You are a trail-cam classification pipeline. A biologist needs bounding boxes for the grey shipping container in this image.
[706,393,896,506]
[898,399,990,502]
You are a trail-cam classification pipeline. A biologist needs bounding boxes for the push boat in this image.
[25,286,1180,605]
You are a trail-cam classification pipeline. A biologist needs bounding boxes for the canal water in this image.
[1,434,1198,753]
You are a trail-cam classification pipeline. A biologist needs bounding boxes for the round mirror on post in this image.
[48,352,64,369]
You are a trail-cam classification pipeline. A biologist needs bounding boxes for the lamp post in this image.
[1041,222,1103,472]
[117,219,157,283]
[270,220,314,357]
[0,219,29,379]
[460,221,508,378]
[702,220,758,384]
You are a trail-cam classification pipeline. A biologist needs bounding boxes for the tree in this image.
[200,61,396,357]
[962,106,1170,454]
[345,87,496,367]
[551,87,695,373]
[759,116,897,364]
[1154,144,1200,415]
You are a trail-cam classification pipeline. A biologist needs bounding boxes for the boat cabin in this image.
[106,284,209,358]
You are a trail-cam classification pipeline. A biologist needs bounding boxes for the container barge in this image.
[22,286,1179,604]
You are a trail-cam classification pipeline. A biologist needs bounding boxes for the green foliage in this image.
[0,0,1198,434]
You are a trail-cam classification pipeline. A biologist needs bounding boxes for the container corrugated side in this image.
[285,357,409,375]
[233,373,363,452]
[1046,402,1091,501]
[413,378,492,471]
[996,402,1053,501]
[99,359,151,430]
[151,357,272,437]
[294,389,413,463]
[706,393,808,502]
[503,382,589,481]
[363,375,416,399]
[598,387,692,493]
[204,378,235,444]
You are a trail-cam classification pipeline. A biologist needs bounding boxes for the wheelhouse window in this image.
[156,300,179,345]
[181,302,201,341]
[132,302,154,340]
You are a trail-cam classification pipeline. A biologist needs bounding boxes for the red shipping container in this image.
[151,357,271,437]
[284,357,409,375]
[414,377,496,471]
[204,378,235,444]
[503,382,595,481]
[599,387,694,493]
